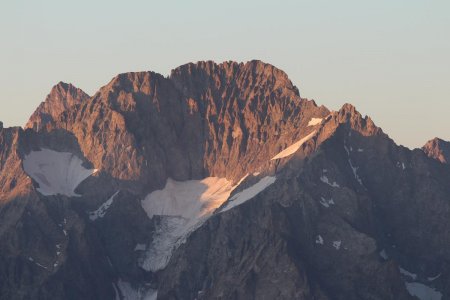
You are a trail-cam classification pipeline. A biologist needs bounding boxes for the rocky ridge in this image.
[0,60,449,300]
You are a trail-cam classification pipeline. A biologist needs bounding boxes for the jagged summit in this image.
[170,60,299,99]
[98,60,299,102]
[25,81,90,131]
[423,137,450,164]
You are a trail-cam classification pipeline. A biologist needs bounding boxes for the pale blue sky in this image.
[1,0,449,148]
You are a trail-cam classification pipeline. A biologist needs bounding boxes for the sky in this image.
[1,0,449,148]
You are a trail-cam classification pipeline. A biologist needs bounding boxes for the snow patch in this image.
[116,279,157,300]
[405,282,442,300]
[397,161,407,170]
[134,244,146,251]
[89,191,119,221]
[344,145,350,155]
[140,177,236,271]
[332,240,342,250]
[307,118,323,127]
[319,197,335,208]
[428,273,441,281]
[140,175,275,272]
[271,131,316,160]
[35,262,48,270]
[221,176,276,212]
[140,175,276,272]
[379,249,388,260]
[142,177,234,220]
[23,149,96,197]
[315,235,324,245]
[113,283,120,300]
[399,267,418,280]
[320,175,340,188]
[348,159,363,185]
[140,217,187,271]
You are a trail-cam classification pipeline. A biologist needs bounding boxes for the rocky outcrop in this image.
[423,137,450,164]
[26,82,90,131]
[1,60,449,299]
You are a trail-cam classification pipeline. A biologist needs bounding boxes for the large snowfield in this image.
[140,177,236,271]
[140,175,276,272]
[23,148,97,197]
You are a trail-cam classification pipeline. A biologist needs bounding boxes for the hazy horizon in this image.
[1,0,449,148]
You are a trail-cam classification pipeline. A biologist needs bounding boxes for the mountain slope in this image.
[0,60,449,300]
[160,104,450,299]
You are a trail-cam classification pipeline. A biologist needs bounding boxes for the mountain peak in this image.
[169,60,299,104]
[170,60,291,80]
[25,82,90,131]
[334,103,380,137]
[423,137,450,164]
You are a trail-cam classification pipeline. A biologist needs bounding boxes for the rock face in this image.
[0,60,449,300]
[423,137,450,164]
[49,61,328,192]
[25,82,90,131]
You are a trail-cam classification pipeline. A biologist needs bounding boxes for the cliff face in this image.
[51,61,328,192]
[0,61,448,300]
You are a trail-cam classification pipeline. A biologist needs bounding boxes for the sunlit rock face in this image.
[0,61,449,300]
[25,82,90,131]
[423,137,450,164]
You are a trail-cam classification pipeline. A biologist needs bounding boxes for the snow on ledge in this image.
[332,240,342,250]
[221,176,276,212]
[320,175,340,188]
[116,279,157,300]
[307,118,323,127]
[89,191,119,221]
[379,249,388,260]
[405,282,442,300]
[23,148,97,197]
[315,235,324,245]
[399,267,417,280]
[271,131,316,160]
